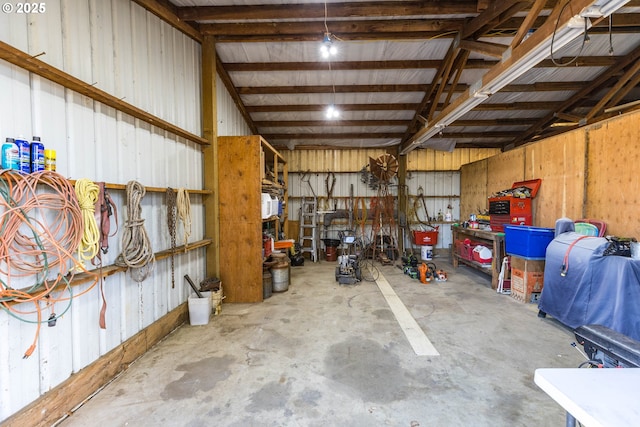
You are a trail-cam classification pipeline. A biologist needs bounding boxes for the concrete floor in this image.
[58,254,584,427]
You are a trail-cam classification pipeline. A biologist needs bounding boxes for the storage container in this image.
[413,229,438,245]
[510,256,544,303]
[504,225,554,259]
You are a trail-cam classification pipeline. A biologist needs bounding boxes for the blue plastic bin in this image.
[504,225,555,259]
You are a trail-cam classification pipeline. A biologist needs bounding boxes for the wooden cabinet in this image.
[451,226,505,289]
[218,136,288,303]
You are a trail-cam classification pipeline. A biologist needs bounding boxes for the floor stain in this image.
[160,355,234,400]
[324,337,410,403]
[245,380,292,413]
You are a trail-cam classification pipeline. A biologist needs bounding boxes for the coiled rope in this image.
[0,170,97,358]
[115,180,155,282]
[176,188,191,248]
[74,178,100,262]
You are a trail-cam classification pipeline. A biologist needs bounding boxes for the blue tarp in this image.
[538,232,640,341]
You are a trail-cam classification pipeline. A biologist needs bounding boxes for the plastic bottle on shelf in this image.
[30,136,45,173]
[437,209,443,222]
[15,136,30,174]
[445,209,452,222]
[1,137,19,170]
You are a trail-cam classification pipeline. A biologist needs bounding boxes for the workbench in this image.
[451,225,505,289]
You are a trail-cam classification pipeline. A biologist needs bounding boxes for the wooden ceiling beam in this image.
[264,132,405,140]
[237,81,587,95]
[255,120,409,127]
[132,0,202,42]
[224,59,496,72]
[178,1,482,21]
[223,56,618,73]
[585,60,640,120]
[515,43,640,145]
[254,118,538,127]
[200,19,462,37]
[459,40,509,58]
[510,0,547,47]
[461,1,529,39]
[244,101,561,113]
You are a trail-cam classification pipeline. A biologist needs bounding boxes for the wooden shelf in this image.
[451,226,505,289]
[67,179,211,195]
[0,41,208,147]
[5,239,212,306]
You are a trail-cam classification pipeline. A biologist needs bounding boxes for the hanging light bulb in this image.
[326,105,339,119]
[320,33,337,58]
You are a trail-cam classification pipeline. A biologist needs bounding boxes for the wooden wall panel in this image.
[460,160,488,221]
[524,132,587,228]
[486,148,525,201]
[586,112,640,237]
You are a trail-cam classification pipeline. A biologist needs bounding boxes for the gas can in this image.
[30,136,44,173]
[15,136,30,174]
[1,138,19,170]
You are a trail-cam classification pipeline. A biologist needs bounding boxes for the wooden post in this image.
[202,35,220,279]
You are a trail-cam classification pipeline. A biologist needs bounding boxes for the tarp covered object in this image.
[538,232,640,341]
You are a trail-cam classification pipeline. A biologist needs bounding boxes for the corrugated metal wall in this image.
[0,0,219,420]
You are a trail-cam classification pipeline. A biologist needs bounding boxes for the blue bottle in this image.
[30,136,44,173]
[1,137,19,170]
[15,136,30,174]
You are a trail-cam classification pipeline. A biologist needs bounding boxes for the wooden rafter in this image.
[510,0,549,48]
[515,43,640,146]
[585,61,640,120]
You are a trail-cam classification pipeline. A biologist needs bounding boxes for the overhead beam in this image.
[516,43,640,145]
[254,118,538,127]
[223,56,619,73]
[132,0,202,42]
[178,1,482,21]
[201,19,462,37]
[237,81,587,95]
[460,40,509,58]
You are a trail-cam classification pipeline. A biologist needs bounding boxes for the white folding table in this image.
[534,368,640,427]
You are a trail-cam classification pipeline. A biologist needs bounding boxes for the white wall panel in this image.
[0,0,210,421]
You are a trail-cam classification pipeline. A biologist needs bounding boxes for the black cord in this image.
[550,0,589,67]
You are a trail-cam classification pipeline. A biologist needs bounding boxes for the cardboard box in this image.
[510,255,544,303]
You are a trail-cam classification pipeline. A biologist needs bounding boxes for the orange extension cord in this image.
[0,170,98,358]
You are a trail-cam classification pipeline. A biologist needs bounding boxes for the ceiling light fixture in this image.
[326,104,339,119]
[401,0,630,155]
[320,33,337,58]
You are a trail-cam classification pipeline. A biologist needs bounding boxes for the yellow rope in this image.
[176,188,191,248]
[74,178,100,262]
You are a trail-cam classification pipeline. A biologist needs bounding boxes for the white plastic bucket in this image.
[421,245,433,261]
[188,292,212,325]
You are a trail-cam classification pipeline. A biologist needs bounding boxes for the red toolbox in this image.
[488,179,541,232]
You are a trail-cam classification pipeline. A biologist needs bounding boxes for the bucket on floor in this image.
[271,263,289,292]
[188,292,212,325]
[263,269,273,299]
[325,245,337,261]
[421,245,433,261]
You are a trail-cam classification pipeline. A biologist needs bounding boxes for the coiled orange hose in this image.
[0,170,98,358]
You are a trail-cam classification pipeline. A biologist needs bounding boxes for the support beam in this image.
[202,35,220,283]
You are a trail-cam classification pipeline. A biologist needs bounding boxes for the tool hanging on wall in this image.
[95,182,118,257]
[325,171,336,211]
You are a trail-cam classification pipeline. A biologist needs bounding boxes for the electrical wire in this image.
[550,0,589,67]
[115,180,155,282]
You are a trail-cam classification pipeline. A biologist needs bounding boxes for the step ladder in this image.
[299,197,318,262]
